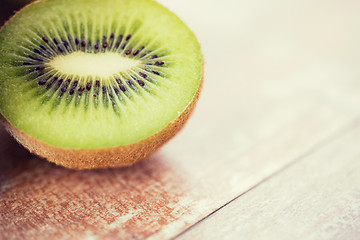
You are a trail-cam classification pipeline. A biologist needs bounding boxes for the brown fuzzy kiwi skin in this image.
[1,77,203,169]
[0,0,204,169]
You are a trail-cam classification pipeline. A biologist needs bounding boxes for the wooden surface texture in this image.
[1,0,360,239]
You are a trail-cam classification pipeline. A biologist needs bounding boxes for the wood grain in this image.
[0,95,353,240]
[178,122,360,240]
[0,129,192,239]
[1,0,360,239]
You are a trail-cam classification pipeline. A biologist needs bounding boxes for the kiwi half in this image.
[0,0,203,169]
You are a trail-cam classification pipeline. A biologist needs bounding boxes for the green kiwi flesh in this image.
[0,0,203,163]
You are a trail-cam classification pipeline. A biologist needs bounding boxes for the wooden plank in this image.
[0,98,352,240]
[1,0,360,239]
[177,122,360,240]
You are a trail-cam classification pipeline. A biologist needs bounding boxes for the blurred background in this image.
[0,0,31,25]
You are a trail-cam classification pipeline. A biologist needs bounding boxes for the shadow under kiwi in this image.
[0,124,35,182]
[0,123,189,239]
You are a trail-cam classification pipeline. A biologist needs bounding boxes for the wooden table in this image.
[1,0,360,239]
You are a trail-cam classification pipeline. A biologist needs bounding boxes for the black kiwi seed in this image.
[37,66,45,71]
[115,35,123,48]
[110,33,114,39]
[58,46,64,52]
[63,40,69,48]
[75,38,80,45]
[38,79,47,85]
[42,36,49,43]
[46,76,57,89]
[40,45,47,51]
[81,40,86,47]
[137,79,145,86]
[61,86,67,93]
[58,79,63,86]
[139,72,147,78]
[119,85,126,92]
[152,55,158,59]
[70,88,75,95]
[126,34,131,41]
[152,71,160,75]
[46,84,52,90]
[34,48,41,54]
[86,82,92,90]
[103,42,108,48]
[94,81,100,98]
[125,49,131,55]
[28,55,43,61]
[133,50,139,56]
[53,38,59,44]
[49,76,58,83]
[155,61,164,66]
[102,86,107,94]
[79,86,85,92]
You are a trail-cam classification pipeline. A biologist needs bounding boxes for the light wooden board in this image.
[0,100,352,240]
[1,0,360,239]
[178,121,360,240]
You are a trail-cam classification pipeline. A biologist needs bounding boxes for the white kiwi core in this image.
[48,52,141,78]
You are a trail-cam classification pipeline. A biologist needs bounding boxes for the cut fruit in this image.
[0,0,203,169]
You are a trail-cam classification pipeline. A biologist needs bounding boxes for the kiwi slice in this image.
[0,0,203,169]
